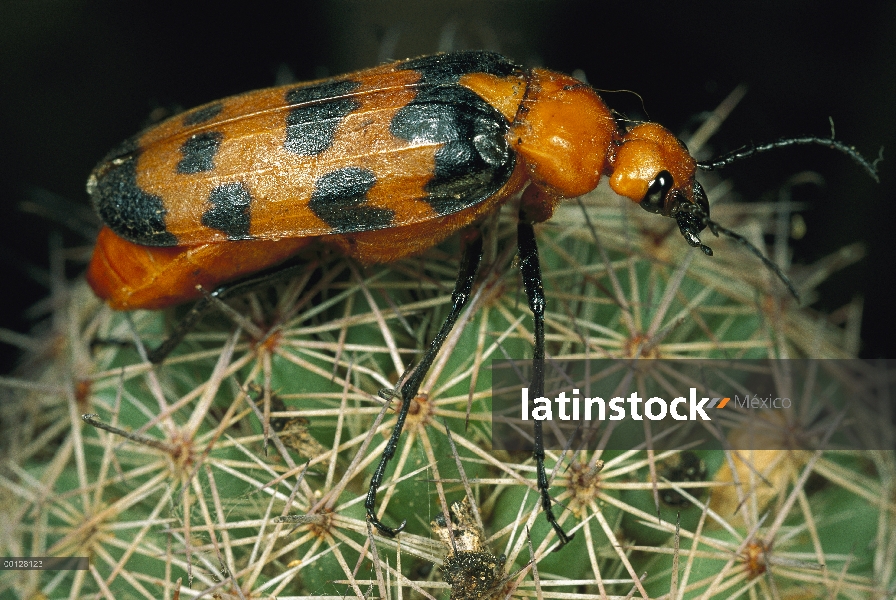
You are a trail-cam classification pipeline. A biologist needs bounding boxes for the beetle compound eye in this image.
[641,170,673,214]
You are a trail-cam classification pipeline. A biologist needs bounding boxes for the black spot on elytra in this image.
[390,82,514,216]
[177,131,223,174]
[201,182,253,239]
[284,79,362,156]
[183,102,224,126]
[89,150,178,246]
[309,167,393,233]
[399,51,522,84]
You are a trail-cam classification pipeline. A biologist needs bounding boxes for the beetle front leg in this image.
[517,214,575,550]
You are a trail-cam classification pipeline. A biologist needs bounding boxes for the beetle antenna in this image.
[696,135,881,183]
[700,214,800,302]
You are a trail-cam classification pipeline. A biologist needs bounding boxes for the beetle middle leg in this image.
[365,231,483,537]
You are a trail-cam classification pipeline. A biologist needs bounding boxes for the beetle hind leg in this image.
[145,262,314,364]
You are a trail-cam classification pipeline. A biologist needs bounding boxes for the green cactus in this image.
[2,162,893,599]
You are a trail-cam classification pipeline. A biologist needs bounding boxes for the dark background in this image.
[2,0,894,373]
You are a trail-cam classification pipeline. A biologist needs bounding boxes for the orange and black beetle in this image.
[85,50,878,549]
[86,51,719,310]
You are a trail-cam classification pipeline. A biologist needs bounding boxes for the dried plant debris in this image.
[432,498,508,600]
